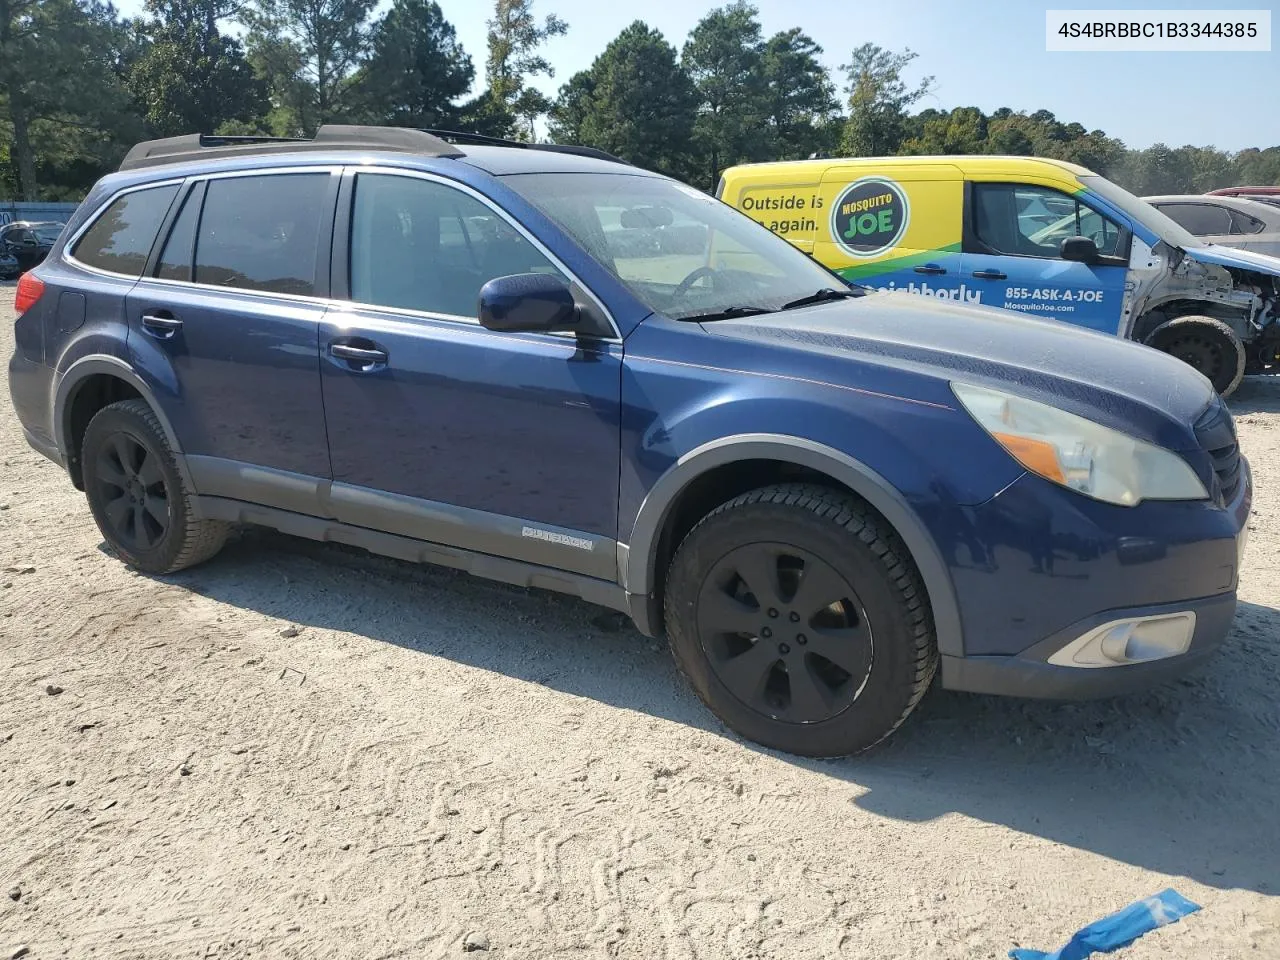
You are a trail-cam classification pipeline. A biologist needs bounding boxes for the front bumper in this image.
[935,456,1251,698]
[939,591,1237,698]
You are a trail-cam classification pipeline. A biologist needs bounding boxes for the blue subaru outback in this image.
[7,127,1253,756]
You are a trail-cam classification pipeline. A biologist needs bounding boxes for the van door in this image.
[960,182,1130,334]
[815,164,969,301]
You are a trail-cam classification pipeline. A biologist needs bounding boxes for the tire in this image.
[663,483,937,758]
[81,399,229,574]
[1144,315,1246,397]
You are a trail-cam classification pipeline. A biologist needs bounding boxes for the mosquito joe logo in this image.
[830,177,909,258]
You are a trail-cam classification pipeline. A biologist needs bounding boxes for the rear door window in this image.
[194,173,329,296]
[72,185,179,277]
[155,185,202,281]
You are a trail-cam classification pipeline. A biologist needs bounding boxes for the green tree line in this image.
[3,0,1279,200]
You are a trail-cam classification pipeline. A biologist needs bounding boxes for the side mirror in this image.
[478,273,579,333]
[1060,235,1099,263]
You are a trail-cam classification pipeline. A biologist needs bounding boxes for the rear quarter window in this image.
[1229,209,1266,235]
[72,185,180,277]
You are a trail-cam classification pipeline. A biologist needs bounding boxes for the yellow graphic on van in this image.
[834,244,962,282]
[831,177,909,258]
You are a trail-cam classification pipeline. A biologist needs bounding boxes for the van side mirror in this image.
[478,273,579,333]
[1060,235,1099,264]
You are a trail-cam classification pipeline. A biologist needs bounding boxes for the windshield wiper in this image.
[676,305,773,322]
[780,287,860,311]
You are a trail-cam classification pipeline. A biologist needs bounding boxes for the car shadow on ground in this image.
[827,597,1280,896]
[1229,374,1280,415]
[156,521,1280,897]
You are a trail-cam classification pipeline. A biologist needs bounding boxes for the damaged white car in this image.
[1051,176,1280,396]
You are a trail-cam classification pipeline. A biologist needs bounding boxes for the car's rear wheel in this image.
[663,484,937,757]
[82,399,228,574]
[1146,315,1246,397]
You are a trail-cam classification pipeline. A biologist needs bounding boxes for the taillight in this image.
[14,273,44,314]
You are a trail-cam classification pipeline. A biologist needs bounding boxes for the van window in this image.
[349,173,565,318]
[1156,202,1231,237]
[972,184,1124,259]
[194,174,328,296]
[72,185,179,277]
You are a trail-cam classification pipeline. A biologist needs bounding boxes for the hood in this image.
[1183,242,1280,275]
[703,293,1215,449]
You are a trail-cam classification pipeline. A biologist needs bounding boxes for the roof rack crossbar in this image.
[423,129,631,166]
[118,125,465,171]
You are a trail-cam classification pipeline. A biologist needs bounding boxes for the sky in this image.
[112,0,1280,151]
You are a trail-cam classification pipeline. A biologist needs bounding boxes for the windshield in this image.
[504,172,846,320]
[1080,175,1202,250]
[30,223,64,242]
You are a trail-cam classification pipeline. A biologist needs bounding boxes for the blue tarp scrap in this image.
[1009,888,1201,960]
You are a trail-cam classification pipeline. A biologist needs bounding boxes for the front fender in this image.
[623,432,969,657]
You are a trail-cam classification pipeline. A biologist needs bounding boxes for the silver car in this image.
[1144,194,1280,258]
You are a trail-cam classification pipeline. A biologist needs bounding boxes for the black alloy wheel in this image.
[664,484,937,757]
[81,399,229,574]
[93,432,171,551]
[696,542,872,724]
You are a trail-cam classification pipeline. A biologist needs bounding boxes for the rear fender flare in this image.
[53,355,196,494]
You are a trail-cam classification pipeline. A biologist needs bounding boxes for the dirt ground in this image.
[1,282,1277,960]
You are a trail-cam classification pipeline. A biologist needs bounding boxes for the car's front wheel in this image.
[82,399,228,574]
[663,484,937,757]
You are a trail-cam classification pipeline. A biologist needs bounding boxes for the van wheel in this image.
[1145,316,1246,397]
[663,484,937,757]
[82,399,229,574]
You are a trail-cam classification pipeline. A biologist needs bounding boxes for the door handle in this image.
[971,269,1007,280]
[329,342,388,369]
[140,312,182,338]
[913,263,947,275]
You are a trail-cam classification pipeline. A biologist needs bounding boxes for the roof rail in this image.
[423,129,631,166]
[118,125,465,171]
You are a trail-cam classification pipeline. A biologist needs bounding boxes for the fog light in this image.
[1048,612,1196,668]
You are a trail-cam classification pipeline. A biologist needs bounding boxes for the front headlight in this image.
[952,383,1208,506]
